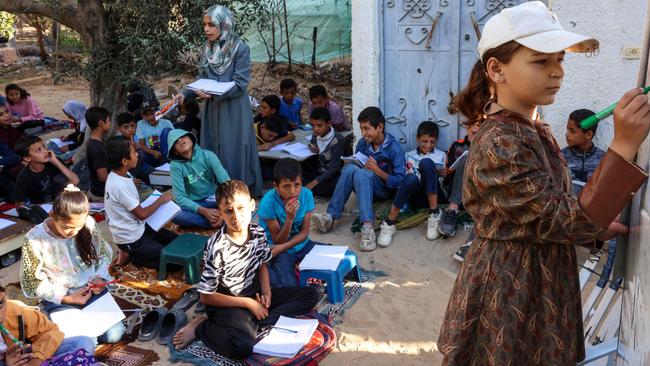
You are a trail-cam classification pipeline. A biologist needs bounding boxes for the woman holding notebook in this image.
[175,5,263,197]
[20,186,125,344]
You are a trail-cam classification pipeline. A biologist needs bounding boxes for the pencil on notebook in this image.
[272,326,298,334]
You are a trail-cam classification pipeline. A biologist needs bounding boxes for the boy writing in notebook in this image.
[258,158,326,288]
[303,107,345,197]
[171,180,319,359]
[14,136,79,206]
[104,135,178,267]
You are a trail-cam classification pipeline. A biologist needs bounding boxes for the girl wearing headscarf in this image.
[175,5,262,196]
[47,100,88,162]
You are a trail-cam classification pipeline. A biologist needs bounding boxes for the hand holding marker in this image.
[580,86,650,129]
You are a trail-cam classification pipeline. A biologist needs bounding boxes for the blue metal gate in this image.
[380,0,531,151]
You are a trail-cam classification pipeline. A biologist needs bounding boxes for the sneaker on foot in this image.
[453,242,472,262]
[426,210,442,240]
[312,212,334,234]
[359,225,377,252]
[377,221,396,247]
[439,209,458,237]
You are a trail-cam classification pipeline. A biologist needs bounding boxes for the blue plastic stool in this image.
[158,233,209,284]
[299,249,361,304]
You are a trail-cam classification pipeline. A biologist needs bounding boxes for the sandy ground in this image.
[0,71,592,366]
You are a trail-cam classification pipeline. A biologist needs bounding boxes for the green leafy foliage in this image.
[0,11,15,39]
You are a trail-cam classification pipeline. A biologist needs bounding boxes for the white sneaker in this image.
[312,212,334,234]
[377,221,396,247]
[359,225,377,252]
[426,210,442,240]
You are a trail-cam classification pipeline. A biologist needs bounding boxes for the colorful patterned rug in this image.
[95,344,159,366]
[168,312,336,366]
[109,262,192,303]
[109,283,169,342]
[166,271,383,365]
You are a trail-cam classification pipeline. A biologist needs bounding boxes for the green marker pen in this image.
[580,86,650,129]
[0,323,22,345]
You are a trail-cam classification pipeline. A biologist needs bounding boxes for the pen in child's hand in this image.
[580,86,650,129]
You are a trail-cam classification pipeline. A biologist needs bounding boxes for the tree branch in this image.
[0,0,82,35]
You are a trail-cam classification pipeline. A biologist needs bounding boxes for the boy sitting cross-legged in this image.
[171,180,319,359]
[312,106,406,251]
[167,129,230,229]
[258,158,327,288]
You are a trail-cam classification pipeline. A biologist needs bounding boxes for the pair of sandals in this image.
[138,288,199,344]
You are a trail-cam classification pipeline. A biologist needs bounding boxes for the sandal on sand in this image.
[138,308,168,341]
[173,288,199,311]
[157,308,188,345]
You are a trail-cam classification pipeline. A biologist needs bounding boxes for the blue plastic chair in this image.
[299,249,361,304]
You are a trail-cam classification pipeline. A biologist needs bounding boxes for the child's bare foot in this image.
[172,315,206,350]
[117,250,130,266]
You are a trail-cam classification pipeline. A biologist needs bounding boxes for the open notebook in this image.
[140,190,181,231]
[270,143,316,158]
[253,316,319,358]
[187,79,236,95]
[49,292,125,338]
[341,152,369,168]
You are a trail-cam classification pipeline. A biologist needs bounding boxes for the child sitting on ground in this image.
[47,100,88,162]
[438,124,480,238]
[0,285,96,365]
[377,121,447,247]
[0,142,19,203]
[104,136,178,268]
[21,185,124,344]
[312,107,405,252]
[258,158,326,287]
[254,95,291,131]
[303,107,345,197]
[176,100,202,140]
[116,112,155,186]
[255,115,295,151]
[86,107,111,202]
[136,106,174,167]
[168,129,230,229]
[307,85,350,132]
[561,109,606,194]
[4,83,44,124]
[0,102,26,151]
[14,135,80,206]
[171,180,319,359]
[278,78,302,127]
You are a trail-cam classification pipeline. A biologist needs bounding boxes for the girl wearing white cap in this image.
[438,2,650,365]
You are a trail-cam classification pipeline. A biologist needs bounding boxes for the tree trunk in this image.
[33,17,47,62]
[282,0,291,72]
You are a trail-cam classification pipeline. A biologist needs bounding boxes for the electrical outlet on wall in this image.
[622,46,641,59]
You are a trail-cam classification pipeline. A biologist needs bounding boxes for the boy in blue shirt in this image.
[258,158,323,288]
[561,108,606,195]
[278,78,302,127]
[312,107,406,252]
[167,129,230,229]
[136,107,173,167]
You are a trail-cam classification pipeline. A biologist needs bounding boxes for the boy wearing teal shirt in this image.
[258,158,324,288]
[167,129,230,228]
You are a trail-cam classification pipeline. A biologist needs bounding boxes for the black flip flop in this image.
[138,308,168,341]
[173,288,199,311]
[157,308,188,345]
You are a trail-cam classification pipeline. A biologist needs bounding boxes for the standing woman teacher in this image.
[176,5,262,196]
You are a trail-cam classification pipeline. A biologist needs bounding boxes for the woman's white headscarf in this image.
[200,5,240,76]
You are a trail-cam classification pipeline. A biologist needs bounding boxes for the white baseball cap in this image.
[477,1,599,60]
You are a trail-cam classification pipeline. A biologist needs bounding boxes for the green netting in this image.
[243,0,351,63]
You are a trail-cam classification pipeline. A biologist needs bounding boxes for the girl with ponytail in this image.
[439,2,650,365]
[20,185,125,344]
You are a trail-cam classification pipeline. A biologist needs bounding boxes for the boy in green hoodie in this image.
[168,129,230,229]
